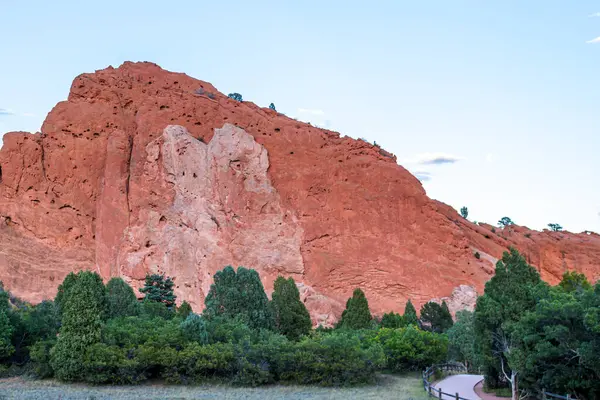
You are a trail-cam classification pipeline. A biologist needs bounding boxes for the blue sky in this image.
[1,0,599,233]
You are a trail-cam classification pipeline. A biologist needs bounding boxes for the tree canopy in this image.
[271,276,311,340]
[336,288,372,330]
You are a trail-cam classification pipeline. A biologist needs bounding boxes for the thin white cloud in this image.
[586,37,600,44]
[297,108,325,116]
[403,152,463,165]
[0,108,16,116]
[412,171,433,182]
[588,12,600,17]
[21,112,36,117]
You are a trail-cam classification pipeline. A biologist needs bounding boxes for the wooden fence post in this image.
[455,392,459,400]
[428,385,432,396]
[438,388,442,399]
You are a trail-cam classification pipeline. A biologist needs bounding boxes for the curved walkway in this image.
[433,374,484,400]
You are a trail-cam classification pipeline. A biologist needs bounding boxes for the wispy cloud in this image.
[413,171,432,182]
[297,108,325,116]
[586,37,600,44]
[404,152,463,165]
[0,108,16,116]
[21,112,36,117]
[589,12,600,17]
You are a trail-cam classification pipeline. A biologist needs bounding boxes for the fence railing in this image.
[422,363,471,400]
[542,389,576,400]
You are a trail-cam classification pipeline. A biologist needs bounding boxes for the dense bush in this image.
[279,331,385,385]
[380,312,404,328]
[374,325,448,371]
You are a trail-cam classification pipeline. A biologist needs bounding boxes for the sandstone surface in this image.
[1,62,599,325]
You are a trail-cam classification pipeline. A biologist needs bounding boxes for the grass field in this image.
[0,373,428,400]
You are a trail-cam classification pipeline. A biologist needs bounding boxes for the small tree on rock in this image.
[139,274,176,309]
[106,277,138,319]
[460,207,469,219]
[269,103,276,111]
[403,299,419,326]
[548,223,563,232]
[271,276,311,340]
[228,93,243,102]
[336,288,372,330]
[498,217,514,228]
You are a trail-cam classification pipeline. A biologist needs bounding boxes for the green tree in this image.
[271,276,311,340]
[106,277,139,319]
[374,325,448,371]
[139,274,176,309]
[180,313,208,344]
[447,310,479,372]
[381,312,404,328]
[203,266,274,330]
[336,288,372,330]
[547,223,563,232]
[269,103,276,111]
[0,310,14,360]
[228,93,243,102]
[50,271,106,381]
[509,283,600,399]
[54,272,79,316]
[403,299,418,326]
[498,217,514,228]
[420,301,453,333]
[558,271,591,293]
[474,248,541,398]
[460,206,469,219]
[177,301,193,319]
[25,300,60,342]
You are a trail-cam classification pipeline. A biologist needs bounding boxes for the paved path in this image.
[433,374,484,400]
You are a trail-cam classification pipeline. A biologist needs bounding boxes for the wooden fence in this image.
[422,363,471,400]
[542,390,576,400]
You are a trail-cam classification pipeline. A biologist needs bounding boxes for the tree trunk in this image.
[511,371,517,400]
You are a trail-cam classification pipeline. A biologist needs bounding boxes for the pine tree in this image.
[337,288,372,329]
[420,301,454,333]
[271,276,312,340]
[106,277,139,319]
[269,103,276,111]
[139,274,177,309]
[54,272,79,316]
[203,266,274,330]
[381,311,405,328]
[50,271,106,381]
[460,207,469,219]
[403,299,418,326]
[177,300,193,319]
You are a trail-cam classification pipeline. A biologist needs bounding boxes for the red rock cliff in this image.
[1,62,599,325]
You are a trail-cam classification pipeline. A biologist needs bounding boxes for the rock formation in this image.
[1,62,599,325]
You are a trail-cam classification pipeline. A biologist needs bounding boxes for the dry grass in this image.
[0,373,428,400]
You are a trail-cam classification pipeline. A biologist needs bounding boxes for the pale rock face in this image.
[110,124,305,311]
[432,285,479,316]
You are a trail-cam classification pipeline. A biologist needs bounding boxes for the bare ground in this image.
[0,373,429,400]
